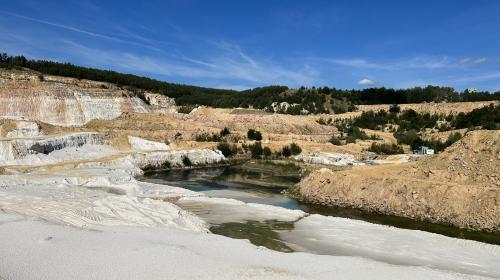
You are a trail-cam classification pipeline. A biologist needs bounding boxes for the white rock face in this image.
[294,152,363,166]
[0,70,176,126]
[128,136,170,151]
[0,132,104,163]
[131,149,226,169]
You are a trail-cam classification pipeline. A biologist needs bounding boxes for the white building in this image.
[414,146,434,155]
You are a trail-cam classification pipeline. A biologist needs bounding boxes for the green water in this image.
[140,165,500,247]
[210,220,295,252]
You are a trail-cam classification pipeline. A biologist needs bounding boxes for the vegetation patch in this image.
[367,143,404,154]
[247,129,263,141]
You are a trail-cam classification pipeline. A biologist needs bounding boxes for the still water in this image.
[139,166,500,246]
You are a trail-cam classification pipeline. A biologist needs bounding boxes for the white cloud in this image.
[358,78,375,85]
[473,57,487,64]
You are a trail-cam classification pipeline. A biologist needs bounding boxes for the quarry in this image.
[0,68,499,280]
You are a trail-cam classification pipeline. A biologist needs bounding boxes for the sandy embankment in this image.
[298,130,500,231]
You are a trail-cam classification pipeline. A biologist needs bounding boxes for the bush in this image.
[195,128,231,142]
[451,104,499,129]
[394,129,423,149]
[316,117,332,125]
[389,104,401,113]
[178,105,195,114]
[281,146,292,157]
[263,147,272,158]
[249,142,263,158]
[289,143,302,155]
[329,136,342,145]
[247,129,263,141]
[194,132,221,142]
[368,143,404,154]
[217,142,237,157]
[220,127,231,137]
[182,155,192,166]
[445,132,462,146]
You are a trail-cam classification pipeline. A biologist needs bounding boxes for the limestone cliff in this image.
[0,69,176,126]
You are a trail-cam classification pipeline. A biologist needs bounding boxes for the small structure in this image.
[414,146,434,155]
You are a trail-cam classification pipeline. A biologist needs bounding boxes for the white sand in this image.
[0,212,492,280]
[281,214,500,279]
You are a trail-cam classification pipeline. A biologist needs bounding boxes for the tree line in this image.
[1,52,498,114]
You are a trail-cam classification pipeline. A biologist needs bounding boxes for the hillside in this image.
[298,130,500,231]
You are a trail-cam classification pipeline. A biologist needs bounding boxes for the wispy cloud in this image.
[459,58,470,64]
[321,55,455,70]
[3,12,119,41]
[1,11,164,52]
[316,58,393,70]
[473,57,487,64]
[59,40,320,88]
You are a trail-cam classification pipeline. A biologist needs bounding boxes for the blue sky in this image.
[1,0,499,91]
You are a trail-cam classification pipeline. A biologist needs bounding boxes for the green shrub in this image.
[217,142,237,157]
[178,105,195,114]
[263,147,272,158]
[220,127,231,137]
[247,129,263,141]
[394,129,423,149]
[281,146,292,157]
[316,117,327,125]
[389,104,401,113]
[329,136,342,145]
[249,142,264,158]
[368,143,404,154]
[289,143,302,155]
[194,132,221,142]
[445,132,462,146]
[195,128,232,142]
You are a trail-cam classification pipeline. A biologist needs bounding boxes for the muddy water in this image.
[140,166,500,248]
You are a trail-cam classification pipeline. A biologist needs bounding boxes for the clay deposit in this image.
[297,130,500,231]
